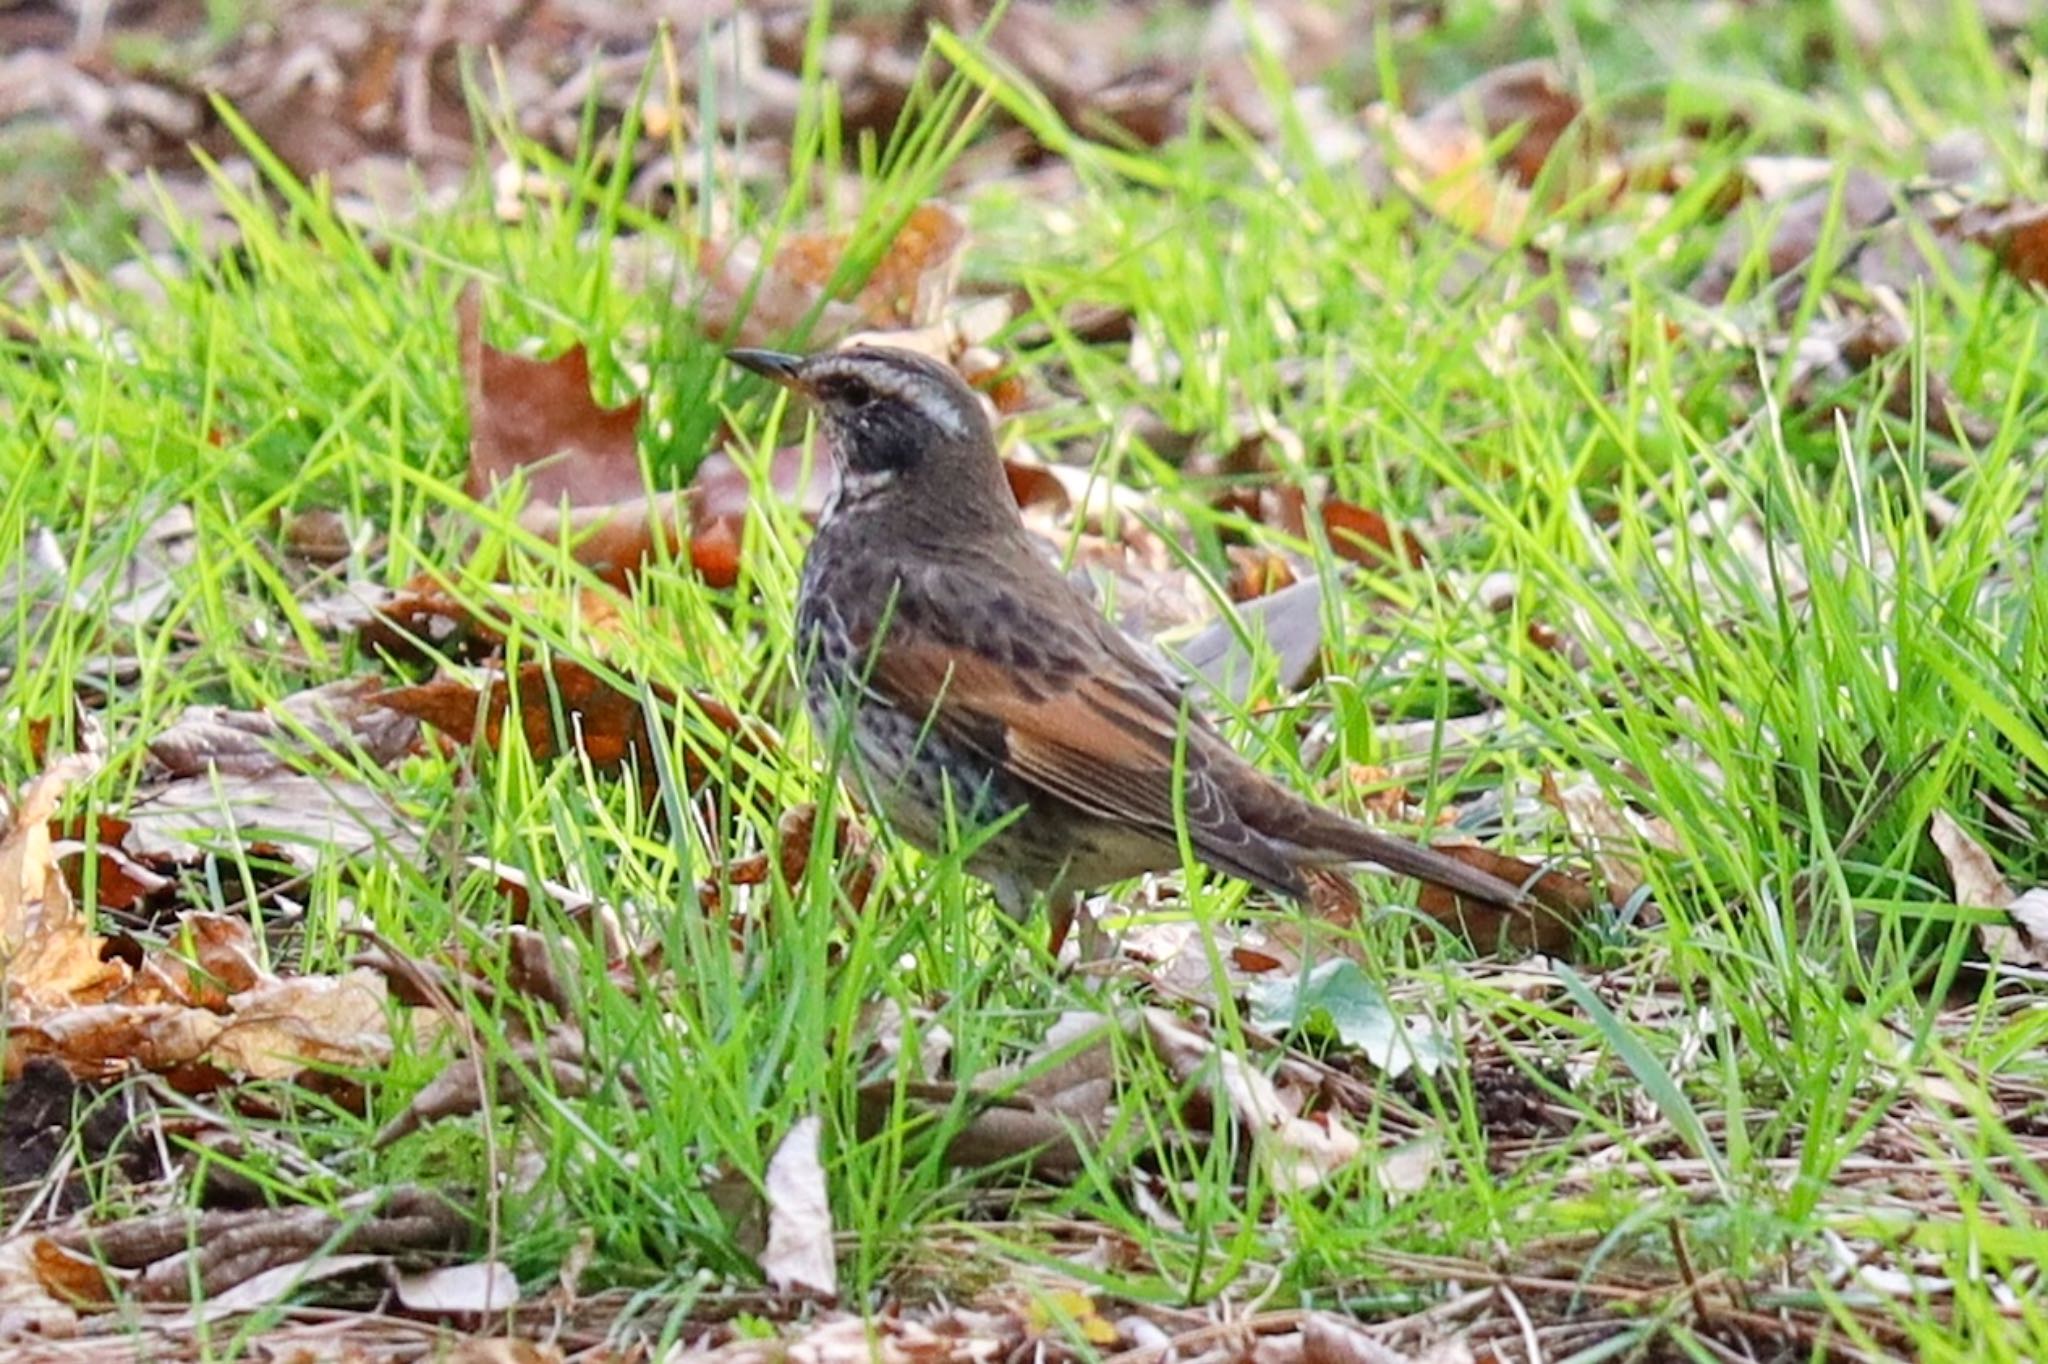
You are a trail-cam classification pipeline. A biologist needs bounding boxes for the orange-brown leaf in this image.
[459,288,643,510]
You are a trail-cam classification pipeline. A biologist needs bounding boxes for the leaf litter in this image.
[7,1,2048,1361]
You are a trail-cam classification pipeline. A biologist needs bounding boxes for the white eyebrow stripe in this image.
[815,356,973,442]
[870,369,971,440]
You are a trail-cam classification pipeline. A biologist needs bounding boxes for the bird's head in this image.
[727,345,1012,529]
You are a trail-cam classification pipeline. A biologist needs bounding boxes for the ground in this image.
[2,1,2047,1361]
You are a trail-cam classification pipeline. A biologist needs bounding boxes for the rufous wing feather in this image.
[868,638,1309,898]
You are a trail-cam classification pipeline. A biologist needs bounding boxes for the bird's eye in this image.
[828,376,875,407]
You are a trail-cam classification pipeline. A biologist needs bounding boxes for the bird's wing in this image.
[866,630,1308,899]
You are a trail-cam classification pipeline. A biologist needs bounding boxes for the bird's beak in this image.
[726,348,807,392]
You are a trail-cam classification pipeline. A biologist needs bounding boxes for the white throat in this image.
[822,465,897,521]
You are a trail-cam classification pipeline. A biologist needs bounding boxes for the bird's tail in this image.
[1267,801,1531,908]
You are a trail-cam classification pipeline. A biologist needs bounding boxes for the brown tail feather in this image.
[1295,819,1530,907]
[1231,773,1529,908]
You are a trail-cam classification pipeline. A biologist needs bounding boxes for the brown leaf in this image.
[28,1236,117,1310]
[1694,169,1893,304]
[1929,808,2011,907]
[125,914,264,1010]
[1225,545,1298,602]
[772,201,968,332]
[2,756,128,1014]
[357,583,626,665]
[459,288,643,510]
[1143,1008,1361,1194]
[770,803,879,914]
[1414,847,1596,957]
[1301,1312,1474,1364]
[57,816,175,916]
[685,446,831,588]
[7,1003,223,1081]
[148,677,418,780]
[1370,103,1534,248]
[1321,500,1425,571]
[278,507,359,564]
[205,970,392,1080]
[690,446,827,530]
[444,1341,565,1364]
[1,754,101,951]
[1540,772,1679,903]
[1955,200,2048,289]
[1927,808,2048,968]
[372,1030,593,1149]
[690,515,743,590]
[1413,59,1588,190]
[1001,458,1072,516]
[114,773,422,871]
[379,659,657,779]
[0,1234,81,1339]
[2005,889,2048,970]
[699,201,968,349]
[517,493,694,592]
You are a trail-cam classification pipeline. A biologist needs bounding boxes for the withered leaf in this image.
[148,677,418,780]
[1413,846,1596,957]
[1142,1008,1361,1194]
[459,289,643,510]
[760,1115,837,1299]
[1322,500,1425,571]
[1412,59,1589,191]
[379,659,658,778]
[393,1260,521,1315]
[380,660,770,796]
[2,754,102,951]
[1955,200,2048,290]
[206,970,393,1080]
[701,201,969,349]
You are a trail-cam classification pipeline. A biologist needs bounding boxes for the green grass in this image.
[5,2,2048,1358]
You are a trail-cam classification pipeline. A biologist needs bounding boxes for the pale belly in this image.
[809,688,1173,916]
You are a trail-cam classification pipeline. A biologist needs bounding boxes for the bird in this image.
[727,344,1529,942]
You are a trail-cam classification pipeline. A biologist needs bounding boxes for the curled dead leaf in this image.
[761,1115,837,1298]
[1412,846,1597,958]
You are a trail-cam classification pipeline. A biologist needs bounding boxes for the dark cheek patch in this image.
[840,409,925,475]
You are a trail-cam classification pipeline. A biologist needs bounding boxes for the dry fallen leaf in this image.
[379,658,657,779]
[207,970,393,1080]
[459,288,643,511]
[1955,199,2048,290]
[1929,808,2047,969]
[1694,168,1893,304]
[444,1340,566,1364]
[1143,1008,1362,1194]
[394,1259,521,1315]
[148,677,418,780]
[1929,807,2010,907]
[124,913,264,1010]
[760,1115,837,1299]
[1,756,130,1014]
[0,753,102,950]
[686,445,832,588]
[1540,772,1679,903]
[1300,1312,1477,1364]
[116,772,422,870]
[0,1234,82,1340]
[455,290,716,590]
[698,200,969,349]
[1413,846,1596,957]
